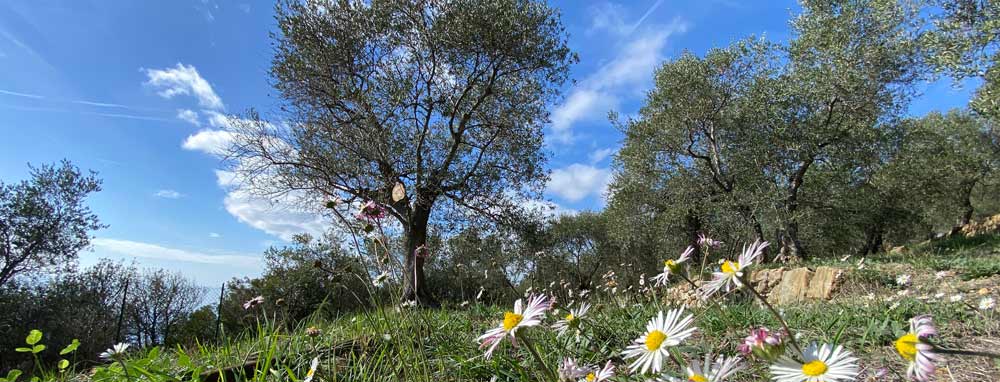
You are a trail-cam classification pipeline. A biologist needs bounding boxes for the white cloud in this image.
[182,129,234,155]
[154,189,184,199]
[92,238,260,268]
[547,164,612,203]
[209,232,221,238]
[589,147,616,164]
[549,18,688,144]
[0,89,44,99]
[177,109,200,126]
[587,0,665,37]
[143,63,224,110]
[215,170,328,241]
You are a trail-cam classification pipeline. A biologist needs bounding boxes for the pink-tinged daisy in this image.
[581,361,615,382]
[558,358,588,381]
[698,240,768,298]
[622,309,697,374]
[553,302,591,337]
[243,295,264,310]
[895,315,939,382]
[769,342,859,382]
[476,294,551,359]
[652,246,694,287]
[658,352,743,382]
[738,327,786,361]
[698,234,723,249]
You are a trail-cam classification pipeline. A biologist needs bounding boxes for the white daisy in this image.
[476,294,551,359]
[896,274,912,287]
[979,296,995,310]
[622,308,697,374]
[302,357,319,382]
[99,343,130,361]
[558,358,588,381]
[652,246,694,287]
[581,361,615,382]
[553,302,591,337]
[895,315,939,382]
[769,342,859,382]
[658,352,743,382]
[699,240,768,298]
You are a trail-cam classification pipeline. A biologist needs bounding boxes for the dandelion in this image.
[652,246,694,287]
[894,315,939,382]
[769,342,859,382]
[660,353,743,382]
[699,240,768,298]
[243,295,264,310]
[476,294,551,359]
[303,357,319,382]
[738,327,786,361]
[553,302,591,337]
[558,358,588,381]
[896,274,912,287]
[980,297,996,310]
[99,343,129,361]
[582,361,615,382]
[622,308,697,374]
[698,233,723,249]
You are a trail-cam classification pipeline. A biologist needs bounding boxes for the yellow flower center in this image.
[502,312,523,331]
[565,313,575,322]
[586,372,596,382]
[306,369,315,378]
[721,260,740,274]
[645,330,668,350]
[895,333,918,361]
[801,360,828,377]
[665,259,681,273]
[688,375,708,382]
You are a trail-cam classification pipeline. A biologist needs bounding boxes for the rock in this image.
[770,268,813,305]
[751,267,786,294]
[889,246,906,255]
[806,266,843,300]
[961,214,1000,237]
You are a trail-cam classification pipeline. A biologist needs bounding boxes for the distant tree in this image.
[166,305,217,347]
[0,160,104,286]
[128,269,203,347]
[225,0,574,305]
[535,212,621,291]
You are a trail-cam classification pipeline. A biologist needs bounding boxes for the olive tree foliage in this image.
[531,212,626,291]
[0,160,104,286]
[128,269,204,347]
[224,0,574,305]
[921,0,1000,119]
[611,0,922,261]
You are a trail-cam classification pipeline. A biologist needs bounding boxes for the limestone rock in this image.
[770,268,813,305]
[805,266,842,300]
[751,267,786,294]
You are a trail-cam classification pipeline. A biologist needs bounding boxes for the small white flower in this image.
[373,272,390,287]
[476,294,552,359]
[895,315,939,382]
[652,246,694,287]
[950,294,964,302]
[770,343,859,382]
[622,308,697,374]
[302,357,319,382]
[99,343,130,361]
[552,302,591,337]
[698,240,768,298]
[658,352,743,382]
[895,274,912,287]
[558,358,588,381]
[580,361,615,382]
[980,297,996,310]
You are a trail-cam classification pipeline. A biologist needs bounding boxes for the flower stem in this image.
[934,347,1000,359]
[741,277,803,355]
[518,333,557,382]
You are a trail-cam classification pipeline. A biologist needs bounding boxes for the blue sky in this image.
[0,1,975,287]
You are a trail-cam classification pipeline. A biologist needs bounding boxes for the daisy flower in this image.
[896,274,912,287]
[699,240,768,298]
[652,246,694,287]
[622,308,697,374]
[99,343,129,361]
[558,358,588,381]
[698,234,723,249]
[658,353,743,382]
[738,327,786,361]
[769,342,859,382]
[476,294,551,359]
[980,296,995,310]
[581,361,615,382]
[243,295,264,310]
[895,315,939,382]
[303,357,319,382]
[373,271,390,287]
[553,302,591,337]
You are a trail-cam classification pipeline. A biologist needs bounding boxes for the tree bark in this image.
[684,209,703,262]
[401,202,439,307]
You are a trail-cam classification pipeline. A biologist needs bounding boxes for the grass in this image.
[10,234,1000,381]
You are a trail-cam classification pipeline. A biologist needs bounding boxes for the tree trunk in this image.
[950,181,977,236]
[401,202,439,307]
[684,209,703,262]
[737,204,768,261]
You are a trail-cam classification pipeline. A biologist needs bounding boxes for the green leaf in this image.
[5,369,22,382]
[58,359,69,370]
[14,347,31,353]
[59,339,80,355]
[31,344,45,354]
[25,330,42,346]
[147,346,161,360]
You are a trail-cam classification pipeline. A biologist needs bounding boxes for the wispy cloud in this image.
[209,232,221,238]
[547,163,612,203]
[154,189,184,199]
[143,63,224,110]
[0,89,44,99]
[72,100,128,108]
[589,147,616,164]
[92,238,260,268]
[177,109,200,126]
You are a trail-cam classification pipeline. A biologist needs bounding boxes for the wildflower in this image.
[558,358,588,381]
[738,327,786,361]
[896,274,912,287]
[553,302,591,337]
[356,201,386,221]
[934,271,948,280]
[661,353,743,382]
[769,342,859,382]
[698,233,723,249]
[699,240,768,298]
[243,295,264,310]
[894,315,939,382]
[476,286,485,300]
[476,294,551,359]
[980,297,995,310]
[373,272,390,287]
[303,357,319,382]
[582,361,615,382]
[622,308,697,374]
[949,294,963,302]
[99,343,129,361]
[305,326,322,337]
[652,246,694,287]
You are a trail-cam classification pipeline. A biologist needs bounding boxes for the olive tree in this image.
[225,0,574,305]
